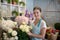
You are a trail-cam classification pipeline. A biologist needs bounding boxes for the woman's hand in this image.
[27,31,43,39]
[27,32,32,36]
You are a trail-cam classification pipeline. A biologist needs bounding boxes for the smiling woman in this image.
[27,7,47,40]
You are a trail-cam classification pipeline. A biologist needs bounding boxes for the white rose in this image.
[22,22,26,25]
[14,22,17,26]
[25,27,30,32]
[12,30,17,36]
[25,26,30,32]
[19,25,24,29]
[15,36,18,39]
[29,26,32,30]
[19,24,31,32]
[14,22,18,28]
[21,25,27,32]
[8,28,13,33]
[19,25,25,32]
[10,37,14,40]
[22,25,29,32]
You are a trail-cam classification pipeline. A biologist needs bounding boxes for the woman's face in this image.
[33,9,41,19]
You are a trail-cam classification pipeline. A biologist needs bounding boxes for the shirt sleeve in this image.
[40,20,47,29]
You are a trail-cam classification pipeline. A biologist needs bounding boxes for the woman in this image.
[27,7,47,40]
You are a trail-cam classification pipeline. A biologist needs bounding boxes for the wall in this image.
[26,0,60,26]
[26,0,33,12]
[34,0,60,26]
[33,0,50,11]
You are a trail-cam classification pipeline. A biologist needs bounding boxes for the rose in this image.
[8,28,13,33]
[2,20,17,31]
[23,25,32,32]
[15,36,18,40]
[25,26,30,32]
[14,22,17,26]
[10,37,14,40]
[12,30,17,36]
[21,22,26,25]
[19,25,29,32]
[19,22,32,33]
[6,20,17,28]
[19,25,28,32]
[15,16,29,25]
[13,22,18,28]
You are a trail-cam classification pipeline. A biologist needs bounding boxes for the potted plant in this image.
[54,23,60,30]
[6,0,18,4]
[12,0,18,5]
[6,0,11,4]
[12,11,19,16]
[19,1,25,6]
[54,23,60,40]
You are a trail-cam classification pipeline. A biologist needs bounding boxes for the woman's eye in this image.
[37,12,38,14]
[33,12,35,14]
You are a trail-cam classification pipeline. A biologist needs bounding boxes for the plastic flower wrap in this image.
[15,16,29,25]
[19,22,32,33]
[2,20,17,31]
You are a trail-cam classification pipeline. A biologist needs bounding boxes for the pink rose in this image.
[15,16,29,25]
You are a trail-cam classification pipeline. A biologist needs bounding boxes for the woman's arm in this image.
[27,20,47,39]
[27,27,46,39]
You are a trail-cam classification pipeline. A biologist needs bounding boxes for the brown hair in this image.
[33,7,42,12]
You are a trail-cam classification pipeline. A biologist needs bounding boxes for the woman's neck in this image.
[34,18,41,26]
[35,17,41,21]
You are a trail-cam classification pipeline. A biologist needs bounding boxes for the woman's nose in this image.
[35,13,38,16]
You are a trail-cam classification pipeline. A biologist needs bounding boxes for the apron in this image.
[31,19,42,40]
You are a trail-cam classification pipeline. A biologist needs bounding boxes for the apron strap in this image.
[37,19,42,27]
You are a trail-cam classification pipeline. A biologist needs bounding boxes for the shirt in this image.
[31,19,47,40]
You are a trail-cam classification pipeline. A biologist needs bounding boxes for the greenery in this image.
[6,0,11,3]
[12,11,19,16]
[6,0,18,4]
[14,0,18,4]
[7,33,12,38]
[16,28,30,40]
[54,23,60,30]
[19,1,25,6]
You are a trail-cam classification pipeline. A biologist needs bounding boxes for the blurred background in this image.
[0,0,60,40]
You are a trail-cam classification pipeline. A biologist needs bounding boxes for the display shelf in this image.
[0,0,26,17]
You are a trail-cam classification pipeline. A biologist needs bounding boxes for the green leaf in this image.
[6,0,11,3]
[12,11,19,16]
[54,23,60,30]
[17,29,30,40]
[19,1,25,6]
[14,0,18,4]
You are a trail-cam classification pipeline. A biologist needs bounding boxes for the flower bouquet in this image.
[2,20,17,30]
[3,28,18,40]
[15,16,32,40]
[7,28,17,37]
[16,22,32,40]
[15,16,29,26]
[1,19,18,40]
[1,16,32,40]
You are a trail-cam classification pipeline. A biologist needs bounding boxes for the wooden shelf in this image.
[0,0,26,17]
